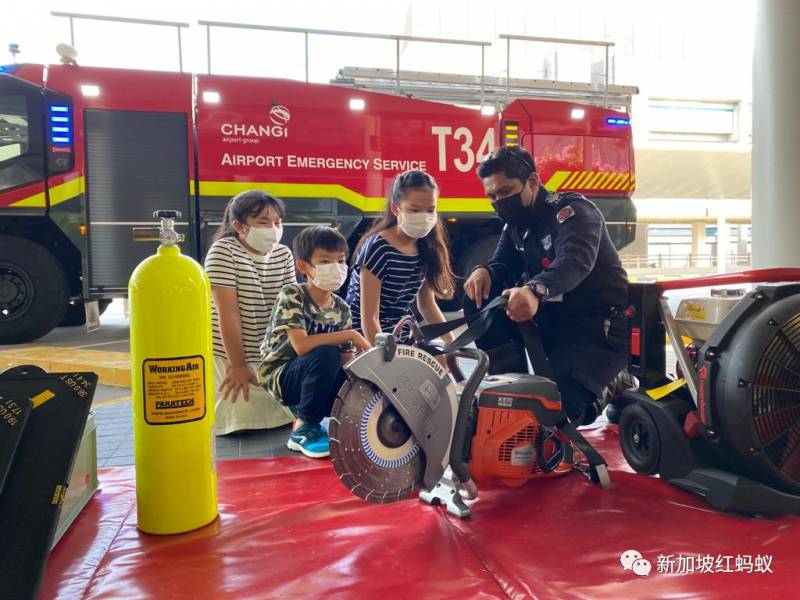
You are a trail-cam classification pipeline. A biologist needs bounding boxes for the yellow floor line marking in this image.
[93,395,132,408]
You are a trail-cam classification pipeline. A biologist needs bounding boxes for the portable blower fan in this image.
[618,270,800,516]
[702,283,800,495]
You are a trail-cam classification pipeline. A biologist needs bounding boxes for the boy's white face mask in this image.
[312,262,348,291]
[244,225,282,253]
[399,211,437,239]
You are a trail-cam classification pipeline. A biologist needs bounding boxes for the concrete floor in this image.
[92,391,296,467]
[3,301,131,353]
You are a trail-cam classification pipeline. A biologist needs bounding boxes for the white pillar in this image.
[717,212,728,273]
[752,0,800,268]
[691,222,706,267]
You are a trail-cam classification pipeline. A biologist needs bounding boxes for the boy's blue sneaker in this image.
[287,422,330,458]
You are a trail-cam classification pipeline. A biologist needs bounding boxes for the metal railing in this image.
[621,253,752,271]
[51,12,189,72]
[499,34,615,107]
[47,13,631,110]
[198,20,492,104]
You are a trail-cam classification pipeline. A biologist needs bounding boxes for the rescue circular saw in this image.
[329,299,611,518]
[329,378,425,503]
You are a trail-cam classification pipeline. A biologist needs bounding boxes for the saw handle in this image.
[447,346,490,488]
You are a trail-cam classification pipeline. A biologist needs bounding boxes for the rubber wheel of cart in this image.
[619,402,661,475]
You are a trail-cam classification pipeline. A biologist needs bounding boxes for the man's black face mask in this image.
[492,188,529,224]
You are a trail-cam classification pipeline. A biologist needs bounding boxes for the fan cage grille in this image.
[751,312,800,484]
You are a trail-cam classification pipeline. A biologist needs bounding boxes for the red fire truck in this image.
[0,63,636,344]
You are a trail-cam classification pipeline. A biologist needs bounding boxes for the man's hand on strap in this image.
[502,286,540,322]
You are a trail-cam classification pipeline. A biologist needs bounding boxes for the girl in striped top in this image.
[205,190,295,435]
[346,170,455,347]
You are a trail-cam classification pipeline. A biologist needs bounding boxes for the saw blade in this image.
[330,378,425,503]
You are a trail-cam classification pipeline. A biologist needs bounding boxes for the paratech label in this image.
[142,355,206,425]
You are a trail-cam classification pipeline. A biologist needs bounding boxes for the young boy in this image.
[260,226,371,458]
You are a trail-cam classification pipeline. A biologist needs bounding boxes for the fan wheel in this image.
[619,402,661,475]
[750,312,800,490]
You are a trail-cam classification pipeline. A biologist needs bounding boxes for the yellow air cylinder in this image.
[129,210,218,534]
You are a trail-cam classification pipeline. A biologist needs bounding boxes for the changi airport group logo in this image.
[269,105,290,127]
[220,104,291,142]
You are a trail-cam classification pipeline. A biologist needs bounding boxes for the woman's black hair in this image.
[353,170,454,299]
[212,190,286,241]
[476,146,537,183]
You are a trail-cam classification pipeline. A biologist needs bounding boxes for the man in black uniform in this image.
[464,146,630,426]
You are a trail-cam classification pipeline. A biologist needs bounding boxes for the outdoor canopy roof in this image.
[634,145,751,200]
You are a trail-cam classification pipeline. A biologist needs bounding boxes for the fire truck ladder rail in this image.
[332,67,638,112]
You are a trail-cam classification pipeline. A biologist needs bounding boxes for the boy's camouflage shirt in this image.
[259,283,352,401]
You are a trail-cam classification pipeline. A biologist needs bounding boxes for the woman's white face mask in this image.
[244,225,282,254]
[311,262,348,291]
[399,211,438,239]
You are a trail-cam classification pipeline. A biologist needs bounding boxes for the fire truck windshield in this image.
[0,95,28,159]
[0,91,43,192]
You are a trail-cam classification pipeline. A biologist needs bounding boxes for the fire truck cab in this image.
[0,63,636,344]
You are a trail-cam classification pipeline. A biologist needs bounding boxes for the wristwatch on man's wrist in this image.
[527,280,549,301]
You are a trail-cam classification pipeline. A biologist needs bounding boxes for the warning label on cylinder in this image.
[142,355,206,425]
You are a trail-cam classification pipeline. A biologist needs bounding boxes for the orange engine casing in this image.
[469,408,571,487]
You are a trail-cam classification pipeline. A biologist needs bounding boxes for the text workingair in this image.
[148,362,199,374]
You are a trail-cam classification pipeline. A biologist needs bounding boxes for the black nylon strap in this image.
[440,297,507,354]
[517,322,555,380]
[558,419,607,470]
[417,295,508,345]
[536,432,564,473]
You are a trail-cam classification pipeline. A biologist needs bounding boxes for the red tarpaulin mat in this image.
[39,427,800,599]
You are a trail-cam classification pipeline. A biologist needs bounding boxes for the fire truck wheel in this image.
[441,234,501,311]
[60,299,112,327]
[0,236,69,344]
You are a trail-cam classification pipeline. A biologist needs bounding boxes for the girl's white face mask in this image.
[399,211,437,239]
[312,262,348,291]
[244,225,282,253]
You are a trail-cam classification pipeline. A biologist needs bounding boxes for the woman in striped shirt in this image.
[205,191,295,435]
[346,170,455,347]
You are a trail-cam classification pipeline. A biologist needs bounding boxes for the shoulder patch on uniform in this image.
[556,205,576,223]
[545,191,561,205]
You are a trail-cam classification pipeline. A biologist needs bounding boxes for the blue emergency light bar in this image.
[606,117,630,126]
[49,105,72,145]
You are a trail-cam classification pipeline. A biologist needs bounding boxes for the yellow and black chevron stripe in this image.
[544,170,636,193]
